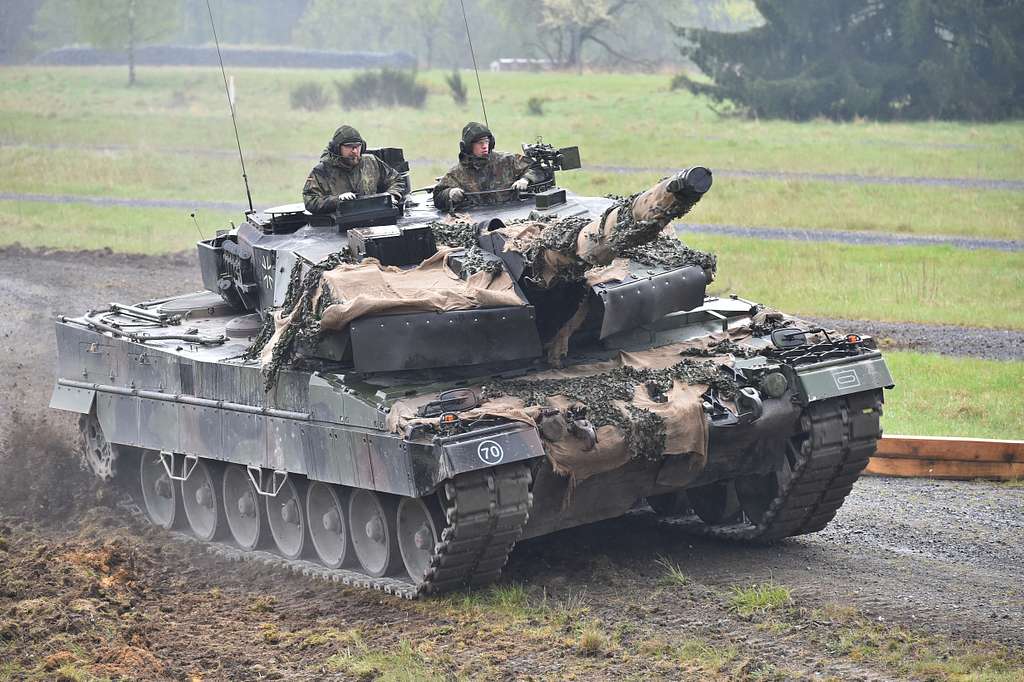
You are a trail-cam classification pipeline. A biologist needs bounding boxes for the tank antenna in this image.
[206,0,254,213]
[458,0,489,128]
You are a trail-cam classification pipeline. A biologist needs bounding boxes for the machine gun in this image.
[522,140,582,174]
[521,140,581,192]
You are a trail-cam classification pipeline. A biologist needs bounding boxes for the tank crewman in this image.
[432,121,546,210]
[302,125,404,214]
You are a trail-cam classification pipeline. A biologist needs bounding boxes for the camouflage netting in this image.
[619,234,717,272]
[249,247,523,390]
[244,249,356,390]
[387,334,752,483]
[493,176,716,290]
[428,219,502,276]
[484,357,737,460]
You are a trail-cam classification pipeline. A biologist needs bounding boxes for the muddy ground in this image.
[1,246,1022,681]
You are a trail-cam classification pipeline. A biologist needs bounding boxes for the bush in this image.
[335,69,427,110]
[526,96,546,116]
[289,82,330,111]
[445,69,468,106]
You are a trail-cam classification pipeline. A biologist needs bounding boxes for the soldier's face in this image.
[340,143,362,164]
[471,138,490,157]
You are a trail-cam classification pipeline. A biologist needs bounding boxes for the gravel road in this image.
[810,317,1024,362]
[1,245,1021,679]
[680,223,1023,253]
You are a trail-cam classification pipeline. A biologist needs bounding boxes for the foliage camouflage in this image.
[484,359,738,459]
[677,0,1024,120]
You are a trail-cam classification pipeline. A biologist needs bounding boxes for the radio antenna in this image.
[458,0,489,128]
[206,0,254,213]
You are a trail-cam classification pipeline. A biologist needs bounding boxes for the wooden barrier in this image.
[865,435,1024,481]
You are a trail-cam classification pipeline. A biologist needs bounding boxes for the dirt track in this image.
[1,246,1022,680]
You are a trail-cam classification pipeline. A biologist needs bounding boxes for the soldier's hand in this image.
[338,192,356,201]
[511,178,529,192]
[448,188,466,204]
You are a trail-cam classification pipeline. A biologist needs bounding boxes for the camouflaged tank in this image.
[51,142,894,597]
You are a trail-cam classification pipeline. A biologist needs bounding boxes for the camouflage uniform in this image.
[303,125,403,214]
[432,122,545,211]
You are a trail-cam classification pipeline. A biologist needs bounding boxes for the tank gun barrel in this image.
[576,166,712,267]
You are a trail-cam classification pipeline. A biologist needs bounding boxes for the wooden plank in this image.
[865,457,1024,481]
[866,435,1024,480]
[874,435,1024,464]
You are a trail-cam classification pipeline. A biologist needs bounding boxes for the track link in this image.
[658,390,883,541]
[117,463,533,599]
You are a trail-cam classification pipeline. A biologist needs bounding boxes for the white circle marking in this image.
[477,440,504,465]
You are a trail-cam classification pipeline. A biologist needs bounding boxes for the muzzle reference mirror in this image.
[771,328,807,349]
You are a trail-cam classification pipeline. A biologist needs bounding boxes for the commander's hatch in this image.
[251,196,401,235]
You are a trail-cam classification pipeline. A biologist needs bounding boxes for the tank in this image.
[51,142,894,597]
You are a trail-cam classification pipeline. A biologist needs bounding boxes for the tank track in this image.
[117,463,532,599]
[658,390,883,541]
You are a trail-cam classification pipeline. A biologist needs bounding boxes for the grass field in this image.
[2,68,1022,179]
[3,148,1021,240]
[882,352,1023,439]
[685,235,1024,330]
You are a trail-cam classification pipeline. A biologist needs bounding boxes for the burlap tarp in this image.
[388,337,741,484]
[261,248,524,365]
[575,177,681,266]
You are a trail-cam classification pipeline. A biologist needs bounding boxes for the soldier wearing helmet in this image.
[432,122,545,211]
[303,125,404,214]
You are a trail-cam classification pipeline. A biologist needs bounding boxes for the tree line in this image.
[2,0,1020,120]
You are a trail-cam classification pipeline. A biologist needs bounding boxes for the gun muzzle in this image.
[667,166,713,197]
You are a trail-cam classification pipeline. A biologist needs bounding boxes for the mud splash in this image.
[0,411,97,521]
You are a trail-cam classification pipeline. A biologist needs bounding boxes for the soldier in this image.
[303,125,404,214]
[432,122,546,211]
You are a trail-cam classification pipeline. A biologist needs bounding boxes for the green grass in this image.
[569,172,1024,240]
[686,234,1024,330]
[676,639,741,675]
[0,67,1022,180]
[882,352,1024,439]
[656,555,691,587]
[3,149,1021,240]
[325,639,443,682]
[820,605,1024,681]
[576,622,609,655]
[728,582,792,618]
[0,201,235,253]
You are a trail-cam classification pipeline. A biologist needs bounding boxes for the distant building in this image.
[489,58,554,72]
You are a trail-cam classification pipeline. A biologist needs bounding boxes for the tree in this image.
[72,0,181,85]
[0,0,44,64]
[498,0,637,72]
[676,0,1024,121]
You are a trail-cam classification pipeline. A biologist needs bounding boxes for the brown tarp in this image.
[388,338,735,483]
[317,249,522,329]
[575,177,681,266]
[261,248,524,365]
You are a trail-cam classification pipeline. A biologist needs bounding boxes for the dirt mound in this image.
[0,524,166,680]
[0,411,100,521]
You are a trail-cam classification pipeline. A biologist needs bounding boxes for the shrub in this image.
[289,82,330,111]
[526,96,546,116]
[336,69,427,110]
[445,69,468,106]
